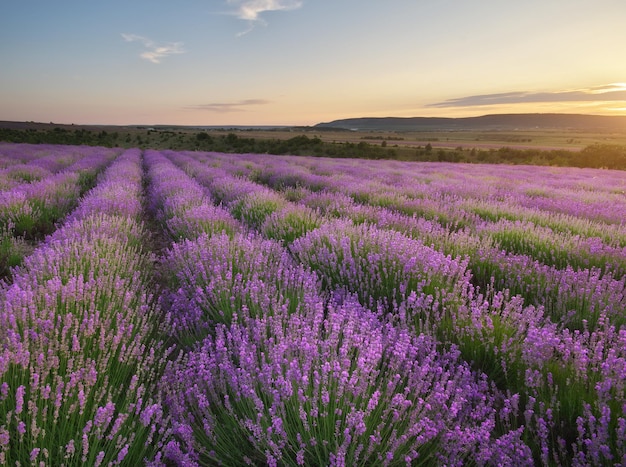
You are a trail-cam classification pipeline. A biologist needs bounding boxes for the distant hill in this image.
[315,114,626,132]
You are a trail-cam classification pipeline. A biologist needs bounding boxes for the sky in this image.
[2,0,626,126]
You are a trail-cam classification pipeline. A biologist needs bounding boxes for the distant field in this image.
[4,120,626,151]
[226,127,626,151]
[2,121,626,169]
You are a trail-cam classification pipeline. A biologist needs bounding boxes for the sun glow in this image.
[590,83,626,94]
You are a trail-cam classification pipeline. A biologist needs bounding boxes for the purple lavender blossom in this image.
[162,297,532,465]
[161,231,321,346]
[0,147,173,465]
[291,219,470,310]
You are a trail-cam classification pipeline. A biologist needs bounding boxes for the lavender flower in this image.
[161,231,321,346]
[162,297,531,465]
[0,148,173,465]
[261,203,323,244]
[291,219,470,310]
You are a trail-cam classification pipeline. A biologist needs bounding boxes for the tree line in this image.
[1,126,625,170]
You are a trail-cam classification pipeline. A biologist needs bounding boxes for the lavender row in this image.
[461,198,626,247]
[248,153,626,247]
[145,151,534,464]
[153,239,530,463]
[144,149,243,241]
[0,146,119,241]
[302,156,626,227]
[470,247,626,332]
[475,219,626,278]
[162,297,531,466]
[0,143,110,193]
[290,218,470,312]
[0,149,173,465]
[168,150,626,463]
[163,150,323,244]
[0,143,92,189]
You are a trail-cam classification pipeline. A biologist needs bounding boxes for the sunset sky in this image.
[2,0,626,126]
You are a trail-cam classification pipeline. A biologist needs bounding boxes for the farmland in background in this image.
[1,142,625,465]
[1,120,626,170]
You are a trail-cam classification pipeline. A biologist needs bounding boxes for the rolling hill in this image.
[315,113,626,132]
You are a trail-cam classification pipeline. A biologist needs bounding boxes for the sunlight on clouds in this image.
[227,0,302,20]
[185,99,271,113]
[226,0,303,34]
[561,83,626,95]
[589,83,626,94]
[121,33,185,64]
[427,84,626,110]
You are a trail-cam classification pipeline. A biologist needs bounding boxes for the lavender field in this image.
[1,142,625,466]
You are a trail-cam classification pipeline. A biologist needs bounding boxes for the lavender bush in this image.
[0,221,31,278]
[162,297,532,466]
[477,219,626,278]
[470,248,626,331]
[144,149,227,241]
[261,204,323,245]
[161,232,321,347]
[291,219,470,311]
[0,149,173,465]
[229,189,288,230]
[0,146,116,239]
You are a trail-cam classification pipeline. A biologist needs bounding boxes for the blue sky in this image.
[2,0,626,125]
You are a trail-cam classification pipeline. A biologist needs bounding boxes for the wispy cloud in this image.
[186,99,271,113]
[121,33,185,64]
[428,83,626,108]
[226,0,303,35]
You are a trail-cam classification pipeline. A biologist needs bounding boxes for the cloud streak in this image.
[186,99,271,113]
[428,84,626,108]
[121,33,185,64]
[226,0,303,35]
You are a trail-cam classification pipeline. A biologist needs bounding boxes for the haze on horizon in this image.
[2,0,626,127]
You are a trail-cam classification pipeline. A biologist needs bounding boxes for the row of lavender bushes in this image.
[0,149,174,465]
[1,143,624,465]
[0,145,118,239]
[0,145,119,277]
[146,150,532,465]
[164,150,626,465]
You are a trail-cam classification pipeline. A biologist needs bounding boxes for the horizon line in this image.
[3,111,626,128]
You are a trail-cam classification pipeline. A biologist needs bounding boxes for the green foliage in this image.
[2,126,626,169]
[0,224,29,278]
[576,144,626,169]
[262,206,323,244]
[487,225,626,278]
[229,191,287,229]
[195,131,211,142]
